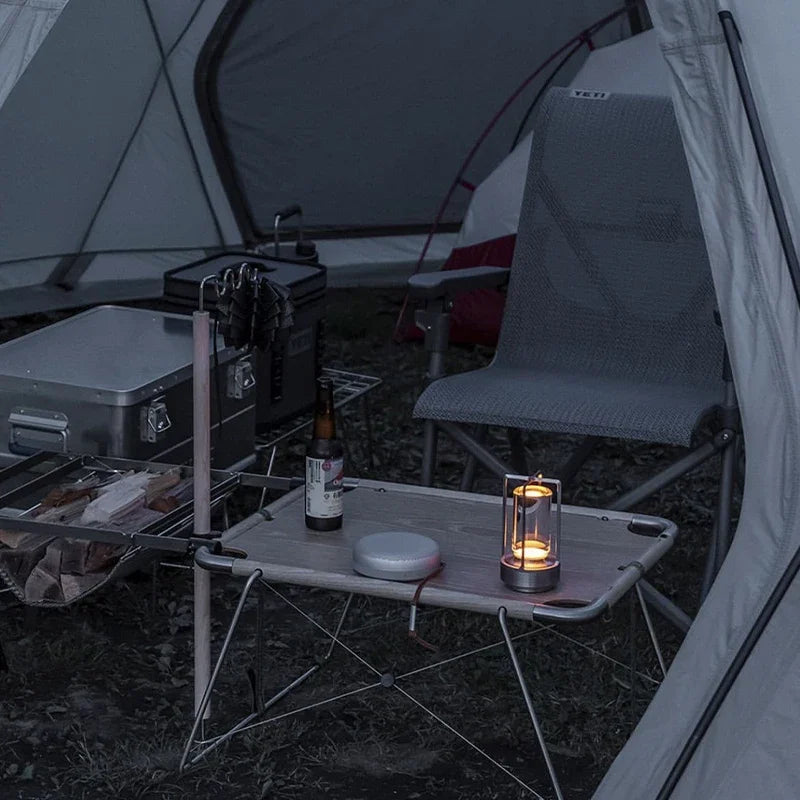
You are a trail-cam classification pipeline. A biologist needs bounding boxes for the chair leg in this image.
[635,583,667,679]
[714,431,738,573]
[699,431,738,600]
[609,438,720,511]
[700,519,720,602]
[421,420,438,487]
[438,421,514,480]
[506,428,528,475]
[557,436,599,488]
[459,426,488,492]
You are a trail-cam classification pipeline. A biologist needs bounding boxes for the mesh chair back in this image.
[496,89,723,389]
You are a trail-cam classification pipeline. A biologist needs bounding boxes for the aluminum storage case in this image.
[0,306,255,468]
[163,252,325,434]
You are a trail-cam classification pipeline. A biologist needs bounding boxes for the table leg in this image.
[253,583,265,710]
[635,583,667,679]
[182,568,262,771]
[498,607,564,800]
[183,584,356,770]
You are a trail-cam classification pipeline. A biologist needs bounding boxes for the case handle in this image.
[8,408,69,455]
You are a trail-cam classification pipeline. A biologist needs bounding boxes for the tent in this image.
[4,2,800,797]
[440,27,674,344]
[0,0,637,316]
[592,1,800,797]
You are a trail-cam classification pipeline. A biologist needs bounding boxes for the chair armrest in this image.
[408,266,510,300]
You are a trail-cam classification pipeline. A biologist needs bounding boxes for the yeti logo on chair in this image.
[571,89,609,100]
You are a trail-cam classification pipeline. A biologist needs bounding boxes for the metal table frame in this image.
[183,480,677,799]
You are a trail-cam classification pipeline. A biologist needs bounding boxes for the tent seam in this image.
[143,0,226,248]
[45,0,207,281]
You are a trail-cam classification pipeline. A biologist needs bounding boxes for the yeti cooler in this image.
[163,252,325,434]
[0,306,255,468]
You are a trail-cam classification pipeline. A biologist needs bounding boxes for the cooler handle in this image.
[273,204,304,258]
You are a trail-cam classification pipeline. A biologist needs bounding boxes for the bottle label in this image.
[305,456,344,519]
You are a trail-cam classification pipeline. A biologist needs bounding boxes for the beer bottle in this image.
[305,377,344,530]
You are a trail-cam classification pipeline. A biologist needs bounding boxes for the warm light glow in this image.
[510,539,551,567]
[512,484,552,502]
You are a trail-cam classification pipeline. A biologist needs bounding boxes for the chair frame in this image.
[409,268,740,631]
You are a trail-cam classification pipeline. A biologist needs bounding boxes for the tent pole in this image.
[655,13,800,799]
[719,11,800,303]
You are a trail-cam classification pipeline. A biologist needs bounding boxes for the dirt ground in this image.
[0,289,733,799]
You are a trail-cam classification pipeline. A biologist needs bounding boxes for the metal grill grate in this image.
[255,368,381,450]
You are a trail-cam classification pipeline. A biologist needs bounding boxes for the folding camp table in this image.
[184,479,676,799]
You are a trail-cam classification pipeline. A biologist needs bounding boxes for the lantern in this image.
[501,474,561,592]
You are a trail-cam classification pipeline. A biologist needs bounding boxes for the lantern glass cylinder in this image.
[501,475,561,592]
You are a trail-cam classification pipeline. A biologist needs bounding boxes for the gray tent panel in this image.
[212,0,628,234]
[593,1,800,798]
[147,0,199,53]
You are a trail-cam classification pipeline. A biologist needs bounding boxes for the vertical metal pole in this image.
[193,310,212,721]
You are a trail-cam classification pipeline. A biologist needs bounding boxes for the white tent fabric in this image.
[593,2,800,798]
[453,29,671,253]
[0,0,66,109]
[0,0,241,314]
[0,0,636,311]
[0,0,241,262]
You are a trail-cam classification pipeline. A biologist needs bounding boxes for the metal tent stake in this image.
[193,308,212,722]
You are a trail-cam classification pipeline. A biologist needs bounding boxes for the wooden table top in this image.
[219,480,676,623]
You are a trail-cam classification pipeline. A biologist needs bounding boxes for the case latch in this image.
[140,397,172,443]
[227,357,256,400]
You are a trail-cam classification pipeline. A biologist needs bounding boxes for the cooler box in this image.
[163,253,325,434]
[0,306,255,468]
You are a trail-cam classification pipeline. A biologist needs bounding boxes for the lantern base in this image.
[500,559,560,593]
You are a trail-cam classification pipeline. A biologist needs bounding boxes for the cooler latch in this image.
[140,396,172,443]
[227,356,256,400]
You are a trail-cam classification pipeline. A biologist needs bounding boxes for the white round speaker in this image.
[352,531,441,581]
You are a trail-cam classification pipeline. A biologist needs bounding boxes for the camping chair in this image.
[410,89,739,628]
